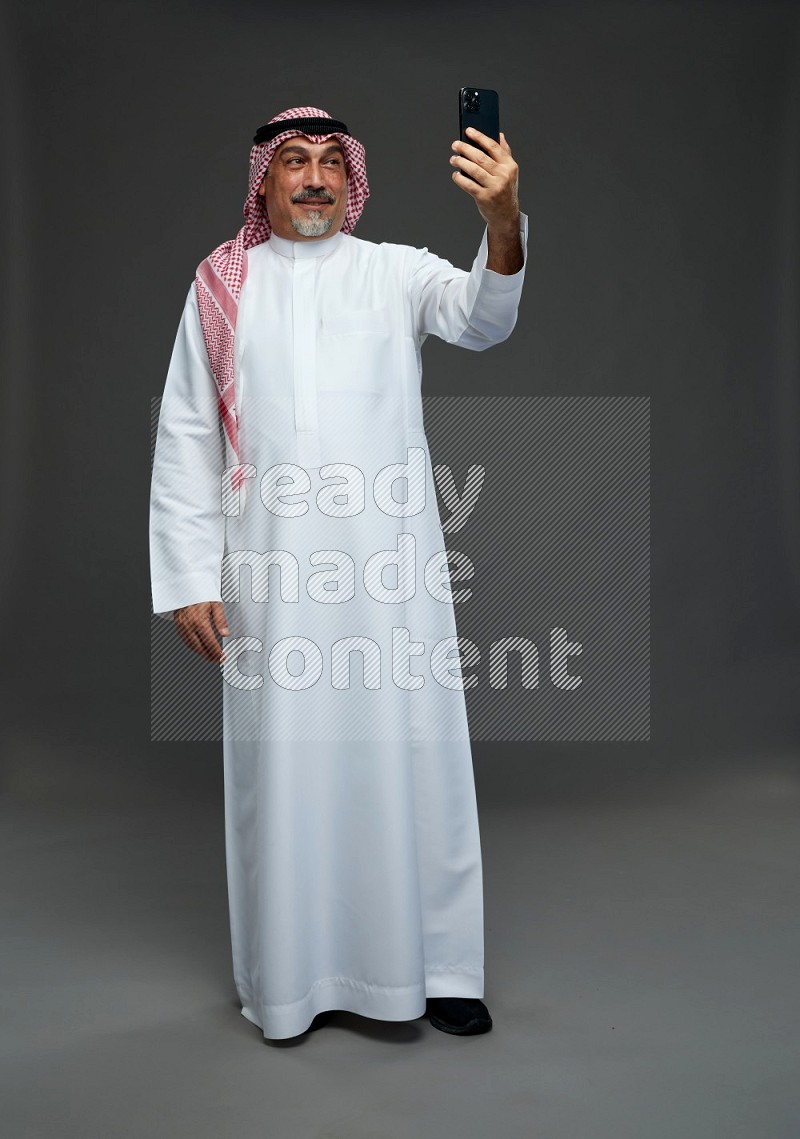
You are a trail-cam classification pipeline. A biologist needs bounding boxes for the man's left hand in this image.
[450,128,520,230]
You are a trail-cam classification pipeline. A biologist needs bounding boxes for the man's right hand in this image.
[173,601,229,663]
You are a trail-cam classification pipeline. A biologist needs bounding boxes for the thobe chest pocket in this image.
[317,307,392,391]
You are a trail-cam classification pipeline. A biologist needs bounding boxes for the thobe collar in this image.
[266,229,346,260]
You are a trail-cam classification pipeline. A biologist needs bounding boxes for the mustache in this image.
[291,190,336,204]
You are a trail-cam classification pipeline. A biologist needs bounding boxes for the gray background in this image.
[3,1,799,1136]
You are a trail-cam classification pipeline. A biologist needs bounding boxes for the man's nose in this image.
[304,164,333,188]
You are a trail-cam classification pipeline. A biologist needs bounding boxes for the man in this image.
[150,105,527,1041]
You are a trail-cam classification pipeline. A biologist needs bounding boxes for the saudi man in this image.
[149,106,528,1041]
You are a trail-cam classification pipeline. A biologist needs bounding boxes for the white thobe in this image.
[150,214,528,1039]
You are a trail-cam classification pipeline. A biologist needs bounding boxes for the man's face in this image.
[258,137,348,240]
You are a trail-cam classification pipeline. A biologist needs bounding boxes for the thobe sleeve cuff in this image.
[475,210,529,289]
[151,572,224,620]
[409,211,528,349]
[456,211,528,347]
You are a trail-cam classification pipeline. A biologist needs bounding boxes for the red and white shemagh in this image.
[194,106,370,486]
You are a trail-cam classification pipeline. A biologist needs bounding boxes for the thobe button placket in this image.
[292,259,322,469]
[265,228,346,468]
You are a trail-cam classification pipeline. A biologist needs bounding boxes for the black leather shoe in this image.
[308,1010,333,1031]
[426,997,492,1035]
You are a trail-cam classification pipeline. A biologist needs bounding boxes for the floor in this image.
[2,725,798,1139]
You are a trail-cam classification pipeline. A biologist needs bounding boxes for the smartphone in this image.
[459,87,500,150]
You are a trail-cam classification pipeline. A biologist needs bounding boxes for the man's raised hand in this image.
[450,128,520,231]
[174,601,229,663]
